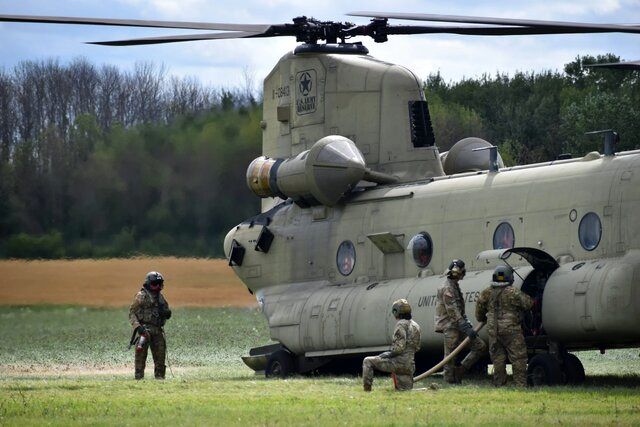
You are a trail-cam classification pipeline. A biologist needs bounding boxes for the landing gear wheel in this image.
[562,353,585,385]
[265,350,295,378]
[527,353,563,386]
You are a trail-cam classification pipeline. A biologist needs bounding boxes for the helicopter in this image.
[1,10,639,386]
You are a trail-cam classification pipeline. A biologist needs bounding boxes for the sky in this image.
[0,0,639,91]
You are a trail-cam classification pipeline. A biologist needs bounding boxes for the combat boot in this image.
[454,365,467,382]
[135,367,144,380]
[155,365,166,380]
[363,383,372,392]
[443,368,461,384]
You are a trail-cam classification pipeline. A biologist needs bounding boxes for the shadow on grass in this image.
[582,374,640,388]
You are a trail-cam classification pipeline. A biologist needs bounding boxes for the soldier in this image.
[476,265,533,387]
[362,299,421,392]
[435,259,487,383]
[129,271,172,380]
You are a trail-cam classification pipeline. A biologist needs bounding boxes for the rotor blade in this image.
[586,60,640,70]
[0,14,271,32]
[384,25,628,36]
[348,11,640,34]
[88,31,269,46]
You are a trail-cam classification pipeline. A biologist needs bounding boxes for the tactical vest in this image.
[133,288,168,327]
[434,278,466,332]
[486,285,526,334]
[396,319,421,354]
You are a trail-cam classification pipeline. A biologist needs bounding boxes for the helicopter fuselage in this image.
[224,47,640,379]
[227,149,640,357]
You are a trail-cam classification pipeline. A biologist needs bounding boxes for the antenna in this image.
[585,129,619,156]
[472,146,499,172]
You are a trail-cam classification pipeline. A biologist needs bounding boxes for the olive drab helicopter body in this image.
[2,10,639,385]
[233,46,640,382]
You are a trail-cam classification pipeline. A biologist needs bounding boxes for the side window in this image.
[493,222,515,249]
[579,212,602,251]
[336,240,356,276]
[408,232,433,268]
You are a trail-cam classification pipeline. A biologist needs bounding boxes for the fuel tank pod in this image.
[246,135,366,206]
[542,251,640,345]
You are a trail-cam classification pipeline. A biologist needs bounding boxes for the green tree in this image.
[560,92,640,155]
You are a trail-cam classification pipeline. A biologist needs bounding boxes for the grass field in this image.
[0,306,270,372]
[2,306,640,426]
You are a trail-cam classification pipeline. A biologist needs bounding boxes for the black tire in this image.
[563,353,586,385]
[527,353,563,386]
[265,350,295,378]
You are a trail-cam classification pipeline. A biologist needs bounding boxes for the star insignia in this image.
[299,72,312,96]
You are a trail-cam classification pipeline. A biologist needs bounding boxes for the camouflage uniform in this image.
[435,277,487,383]
[476,283,532,387]
[129,287,170,379]
[362,319,421,391]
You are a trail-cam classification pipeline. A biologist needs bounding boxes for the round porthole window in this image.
[579,212,602,251]
[336,240,356,276]
[493,222,515,249]
[409,232,433,268]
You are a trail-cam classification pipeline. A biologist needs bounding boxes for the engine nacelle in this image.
[246,135,366,206]
[441,137,505,175]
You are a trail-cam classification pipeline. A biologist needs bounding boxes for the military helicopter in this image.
[2,10,639,386]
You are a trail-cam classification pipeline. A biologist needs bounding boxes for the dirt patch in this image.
[0,257,256,307]
[0,364,208,377]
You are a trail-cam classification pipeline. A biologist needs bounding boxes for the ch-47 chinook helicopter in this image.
[2,10,639,386]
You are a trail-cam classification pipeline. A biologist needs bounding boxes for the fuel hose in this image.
[413,322,485,383]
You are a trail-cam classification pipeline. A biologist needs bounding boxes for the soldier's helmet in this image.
[492,265,514,285]
[447,259,466,279]
[392,299,412,316]
[145,271,164,290]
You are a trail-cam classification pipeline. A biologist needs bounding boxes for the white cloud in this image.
[0,0,638,87]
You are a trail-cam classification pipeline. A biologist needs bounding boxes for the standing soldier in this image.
[362,299,421,391]
[129,271,172,380]
[476,265,533,387]
[435,259,487,383]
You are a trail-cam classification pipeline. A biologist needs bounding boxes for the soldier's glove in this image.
[379,351,393,359]
[136,325,147,335]
[460,320,478,339]
[163,309,172,320]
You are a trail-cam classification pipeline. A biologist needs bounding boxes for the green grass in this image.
[0,306,271,372]
[1,307,640,426]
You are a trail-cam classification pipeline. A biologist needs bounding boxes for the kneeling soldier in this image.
[476,265,532,387]
[362,299,421,391]
[129,271,172,380]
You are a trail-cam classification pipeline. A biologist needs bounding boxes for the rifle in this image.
[128,328,140,350]
[127,314,148,351]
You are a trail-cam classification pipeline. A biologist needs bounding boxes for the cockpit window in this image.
[579,212,602,251]
[336,240,356,276]
[409,232,433,268]
[493,222,515,249]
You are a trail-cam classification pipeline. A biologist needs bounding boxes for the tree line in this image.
[0,54,638,259]
[0,58,260,258]
[426,54,640,165]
